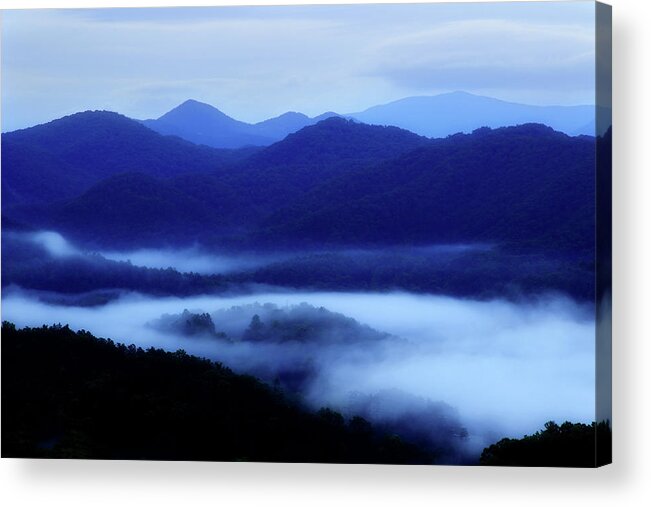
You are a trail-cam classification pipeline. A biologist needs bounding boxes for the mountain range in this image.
[2,107,599,253]
[1,111,258,209]
[349,91,597,139]
[141,99,339,149]
[259,123,595,251]
[138,92,598,149]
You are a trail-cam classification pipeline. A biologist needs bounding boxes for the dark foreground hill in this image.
[480,420,611,467]
[1,322,431,463]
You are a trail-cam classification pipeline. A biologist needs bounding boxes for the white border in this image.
[1,0,649,505]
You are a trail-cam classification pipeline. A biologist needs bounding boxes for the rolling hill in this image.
[217,117,431,219]
[1,110,253,209]
[5,116,430,247]
[260,123,596,251]
[3,107,597,254]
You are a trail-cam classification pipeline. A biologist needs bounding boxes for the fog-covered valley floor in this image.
[2,280,595,463]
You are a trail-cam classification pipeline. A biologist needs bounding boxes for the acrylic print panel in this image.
[0,1,612,466]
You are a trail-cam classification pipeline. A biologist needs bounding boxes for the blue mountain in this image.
[140,94,598,149]
[141,99,273,149]
[349,91,597,138]
[1,110,251,209]
[260,123,597,252]
[142,100,339,149]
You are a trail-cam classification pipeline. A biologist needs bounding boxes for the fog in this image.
[22,231,285,274]
[20,230,493,277]
[2,286,595,461]
[100,247,293,275]
[28,231,80,258]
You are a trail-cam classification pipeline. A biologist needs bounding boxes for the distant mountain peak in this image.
[254,111,310,126]
[140,99,275,148]
[277,111,309,119]
[314,110,339,117]
[440,90,475,97]
[180,98,204,106]
[158,99,233,121]
[349,92,595,138]
[176,98,217,109]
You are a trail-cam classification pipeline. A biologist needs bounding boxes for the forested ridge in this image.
[1,322,431,463]
[3,113,599,256]
[2,322,609,466]
[480,420,611,467]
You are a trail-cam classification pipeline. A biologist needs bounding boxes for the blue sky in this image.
[1,2,596,132]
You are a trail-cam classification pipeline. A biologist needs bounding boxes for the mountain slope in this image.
[1,138,87,207]
[7,117,432,247]
[219,117,431,219]
[349,91,596,138]
[2,322,429,463]
[260,124,596,251]
[29,172,222,247]
[5,113,596,253]
[1,110,249,209]
[244,116,428,167]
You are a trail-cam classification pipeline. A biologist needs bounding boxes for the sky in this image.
[1,2,596,132]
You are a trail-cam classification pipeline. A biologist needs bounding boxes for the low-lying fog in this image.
[2,286,595,461]
[100,248,292,274]
[24,230,493,275]
[25,231,286,274]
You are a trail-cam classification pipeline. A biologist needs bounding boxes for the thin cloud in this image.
[2,3,595,131]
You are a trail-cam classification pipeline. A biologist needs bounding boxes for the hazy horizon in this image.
[2,2,596,132]
[1,89,598,134]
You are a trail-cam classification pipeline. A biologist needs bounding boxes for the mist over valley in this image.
[2,285,595,463]
[1,90,607,465]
